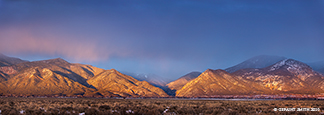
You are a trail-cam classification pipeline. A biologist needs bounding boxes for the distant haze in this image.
[1,0,323,80]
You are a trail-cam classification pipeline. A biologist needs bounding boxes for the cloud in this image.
[0,0,323,77]
[0,26,111,62]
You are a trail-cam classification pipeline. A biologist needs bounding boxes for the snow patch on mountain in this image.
[269,59,288,71]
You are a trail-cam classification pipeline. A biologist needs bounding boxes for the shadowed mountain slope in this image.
[167,72,201,91]
[0,54,28,67]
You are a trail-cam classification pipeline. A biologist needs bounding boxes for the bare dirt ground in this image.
[0,97,323,115]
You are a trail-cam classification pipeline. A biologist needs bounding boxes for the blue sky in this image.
[0,0,323,80]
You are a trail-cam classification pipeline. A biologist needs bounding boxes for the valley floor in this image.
[0,97,324,115]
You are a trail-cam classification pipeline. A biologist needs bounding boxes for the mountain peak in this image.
[109,69,118,73]
[52,58,66,61]
[180,71,201,80]
[269,59,311,72]
[41,58,69,65]
[205,69,227,74]
[176,69,256,97]
[205,69,213,72]
[225,55,286,73]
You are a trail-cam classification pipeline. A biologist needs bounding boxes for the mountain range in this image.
[0,55,168,97]
[0,54,323,97]
[176,59,324,97]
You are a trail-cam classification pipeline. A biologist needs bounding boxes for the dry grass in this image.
[0,97,323,115]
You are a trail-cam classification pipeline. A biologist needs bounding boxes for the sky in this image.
[0,0,323,80]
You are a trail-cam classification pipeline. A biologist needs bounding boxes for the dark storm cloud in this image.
[0,0,323,79]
